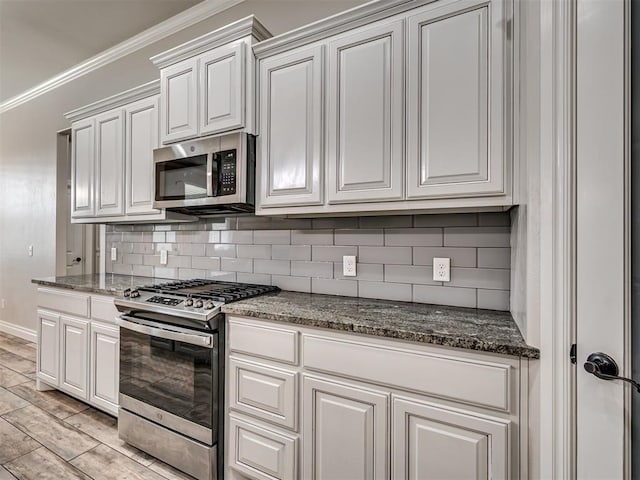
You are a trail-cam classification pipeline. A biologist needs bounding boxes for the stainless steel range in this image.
[114,279,279,480]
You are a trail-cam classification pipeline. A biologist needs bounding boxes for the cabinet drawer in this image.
[303,334,512,412]
[229,414,297,480]
[228,318,299,365]
[38,288,90,318]
[90,296,118,324]
[229,357,297,430]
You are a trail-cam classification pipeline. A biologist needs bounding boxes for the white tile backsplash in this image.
[107,212,512,310]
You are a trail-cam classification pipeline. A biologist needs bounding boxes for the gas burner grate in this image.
[138,279,279,303]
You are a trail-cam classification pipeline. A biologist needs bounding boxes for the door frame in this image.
[536,0,632,477]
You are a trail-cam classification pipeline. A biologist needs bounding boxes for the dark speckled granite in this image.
[31,274,171,296]
[223,291,539,358]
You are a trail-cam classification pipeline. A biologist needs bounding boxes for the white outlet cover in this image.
[343,255,357,277]
[110,247,117,261]
[433,257,451,282]
[28,245,33,257]
[160,249,168,265]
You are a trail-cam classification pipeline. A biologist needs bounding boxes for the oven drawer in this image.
[228,413,297,480]
[229,356,298,430]
[228,317,299,365]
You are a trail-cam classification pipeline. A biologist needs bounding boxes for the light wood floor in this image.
[0,331,194,480]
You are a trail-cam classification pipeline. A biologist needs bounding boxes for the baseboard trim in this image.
[0,0,243,114]
[0,319,37,343]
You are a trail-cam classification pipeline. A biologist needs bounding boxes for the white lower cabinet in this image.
[226,316,527,480]
[302,375,388,480]
[36,288,119,416]
[89,322,120,415]
[59,315,89,400]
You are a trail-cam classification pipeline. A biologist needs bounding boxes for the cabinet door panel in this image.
[125,96,160,215]
[90,322,119,415]
[161,58,198,144]
[200,43,245,135]
[59,316,89,400]
[95,109,125,217]
[37,310,59,386]
[303,375,388,480]
[407,0,506,199]
[258,45,324,208]
[71,118,95,217]
[393,396,510,480]
[327,19,404,203]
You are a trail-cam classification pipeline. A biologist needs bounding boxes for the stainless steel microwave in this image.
[153,132,255,216]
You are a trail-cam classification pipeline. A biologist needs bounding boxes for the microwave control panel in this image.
[218,150,236,196]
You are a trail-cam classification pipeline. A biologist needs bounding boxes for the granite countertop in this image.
[222,291,539,358]
[31,273,169,296]
[32,274,539,358]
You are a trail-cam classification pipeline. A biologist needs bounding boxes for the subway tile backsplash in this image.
[106,213,512,310]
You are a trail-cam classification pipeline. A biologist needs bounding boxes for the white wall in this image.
[0,0,365,334]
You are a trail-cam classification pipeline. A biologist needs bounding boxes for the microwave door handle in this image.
[116,316,213,348]
[207,152,218,197]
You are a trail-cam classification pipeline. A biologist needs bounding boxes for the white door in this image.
[160,57,199,144]
[125,95,160,215]
[89,322,119,415]
[200,43,245,136]
[302,375,388,480]
[71,118,95,218]
[257,44,324,208]
[95,108,125,217]
[59,315,89,400]
[327,18,404,204]
[36,310,59,386]
[575,0,631,477]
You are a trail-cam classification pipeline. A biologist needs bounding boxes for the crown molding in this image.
[0,0,244,115]
[64,80,160,122]
[253,0,427,58]
[150,15,272,69]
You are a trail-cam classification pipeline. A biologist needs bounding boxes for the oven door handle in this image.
[116,316,214,348]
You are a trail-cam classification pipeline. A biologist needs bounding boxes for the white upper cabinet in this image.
[71,118,95,218]
[254,0,513,215]
[151,16,271,145]
[406,0,506,199]
[95,109,125,217]
[160,58,199,143]
[125,95,160,215]
[327,19,404,204]
[258,44,324,208]
[200,43,245,136]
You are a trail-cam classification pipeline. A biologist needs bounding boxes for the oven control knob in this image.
[130,289,140,298]
[184,298,194,307]
[204,301,215,310]
[194,299,204,308]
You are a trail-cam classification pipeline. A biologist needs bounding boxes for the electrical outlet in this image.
[1,299,5,309]
[343,255,357,277]
[28,245,33,257]
[433,257,451,282]
[160,249,168,265]
[110,247,117,261]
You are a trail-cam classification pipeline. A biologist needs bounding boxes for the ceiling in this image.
[0,0,203,102]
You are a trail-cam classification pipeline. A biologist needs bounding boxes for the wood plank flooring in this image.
[0,331,194,480]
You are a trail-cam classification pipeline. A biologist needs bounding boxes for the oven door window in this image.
[119,328,216,430]
[156,154,209,201]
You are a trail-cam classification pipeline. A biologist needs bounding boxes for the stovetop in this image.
[114,279,279,325]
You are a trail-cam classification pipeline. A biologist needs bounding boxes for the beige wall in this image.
[0,0,364,333]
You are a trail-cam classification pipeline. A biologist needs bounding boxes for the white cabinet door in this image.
[36,310,59,386]
[125,96,160,215]
[303,375,388,480]
[161,57,199,144]
[71,118,95,218]
[406,0,507,199]
[258,45,324,208]
[95,109,125,217]
[392,396,510,480]
[327,19,404,204]
[59,315,89,400]
[200,43,245,136]
[89,322,119,415]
